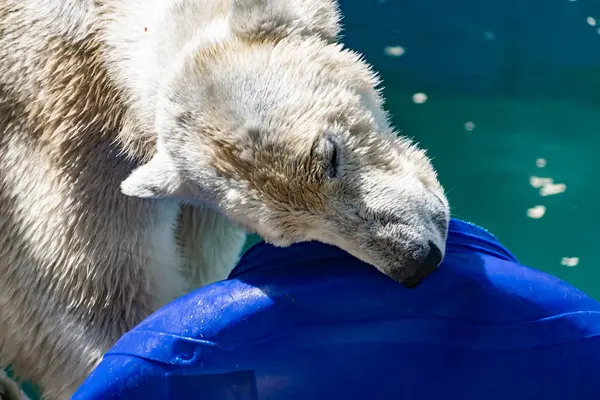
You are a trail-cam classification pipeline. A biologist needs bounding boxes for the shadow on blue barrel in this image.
[72,219,600,399]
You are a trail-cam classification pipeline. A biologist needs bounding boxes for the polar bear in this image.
[0,0,450,398]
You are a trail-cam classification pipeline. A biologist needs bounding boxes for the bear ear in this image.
[310,133,343,180]
[229,0,341,43]
[120,147,188,200]
[319,134,343,180]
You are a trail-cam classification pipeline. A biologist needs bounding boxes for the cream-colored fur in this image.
[0,0,450,399]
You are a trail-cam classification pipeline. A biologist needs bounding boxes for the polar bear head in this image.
[121,0,450,286]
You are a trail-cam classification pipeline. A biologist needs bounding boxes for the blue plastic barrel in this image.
[72,219,600,399]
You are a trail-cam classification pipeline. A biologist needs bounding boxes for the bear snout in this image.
[370,234,443,286]
[401,241,443,289]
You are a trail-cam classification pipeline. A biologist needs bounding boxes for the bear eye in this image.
[322,134,340,179]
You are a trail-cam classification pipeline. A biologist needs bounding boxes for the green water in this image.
[383,85,600,301]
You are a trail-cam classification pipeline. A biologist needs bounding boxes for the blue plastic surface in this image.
[72,219,600,399]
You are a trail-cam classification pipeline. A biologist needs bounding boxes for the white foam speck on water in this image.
[540,182,567,196]
[529,176,552,188]
[529,176,567,196]
[384,46,405,57]
[412,92,428,104]
[527,205,546,219]
[561,257,579,267]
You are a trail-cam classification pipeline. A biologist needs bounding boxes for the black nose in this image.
[403,241,443,289]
